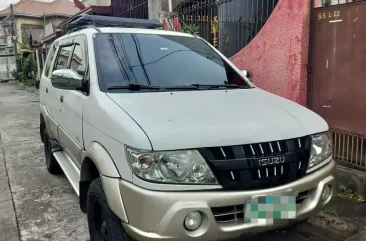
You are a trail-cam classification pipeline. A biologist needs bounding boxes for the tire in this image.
[87,178,133,241]
[43,128,62,174]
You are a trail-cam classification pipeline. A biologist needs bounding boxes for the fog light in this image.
[184,211,203,231]
[322,185,332,201]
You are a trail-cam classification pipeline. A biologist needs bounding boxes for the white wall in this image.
[82,0,111,6]
[331,0,347,4]
[324,0,354,5]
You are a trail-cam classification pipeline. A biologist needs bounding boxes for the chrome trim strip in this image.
[250,145,255,155]
[269,143,274,153]
[230,171,235,180]
[220,147,227,158]
[259,144,264,155]
[213,211,244,217]
[277,142,282,152]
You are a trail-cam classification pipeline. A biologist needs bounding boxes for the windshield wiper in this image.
[108,84,161,91]
[190,84,244,89]
[163,85,199,90]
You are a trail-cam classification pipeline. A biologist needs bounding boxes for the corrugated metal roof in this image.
[0,0,79,18]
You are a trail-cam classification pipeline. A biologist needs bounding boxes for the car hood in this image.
[107,88,328,150]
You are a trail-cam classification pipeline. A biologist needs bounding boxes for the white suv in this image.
[39,14,335,241]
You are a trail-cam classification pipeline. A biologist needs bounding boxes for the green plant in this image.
[181,23,199,35]
[324,205,338,217]
[336,185,366,203]
[22,79,35,87]
[21,57,31,80]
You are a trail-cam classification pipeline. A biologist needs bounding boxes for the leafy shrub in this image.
[22,79,35,86]
[21,57,31,80]
[181,23,199,35]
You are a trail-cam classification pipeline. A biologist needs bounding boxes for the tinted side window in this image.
[70,45,86,75]
[54,45,74,70]
[44,45,57,77]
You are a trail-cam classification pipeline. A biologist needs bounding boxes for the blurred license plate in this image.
[244,195,297,226]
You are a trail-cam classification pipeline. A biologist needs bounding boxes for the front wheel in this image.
[87,178,133,241]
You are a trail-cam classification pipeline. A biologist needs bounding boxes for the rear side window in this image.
[54,45,74,71]
[44,45,57,77]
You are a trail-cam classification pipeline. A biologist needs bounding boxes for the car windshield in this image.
[94,33,252,91]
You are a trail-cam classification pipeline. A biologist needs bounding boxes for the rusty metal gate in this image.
[309,1,366,168]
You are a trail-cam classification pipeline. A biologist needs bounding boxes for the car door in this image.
[40,41,72,140]
[40,43,58,138]
[45,39,75,139]
[57,35,88,167]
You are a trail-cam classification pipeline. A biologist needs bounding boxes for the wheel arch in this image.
[79,142,128,223]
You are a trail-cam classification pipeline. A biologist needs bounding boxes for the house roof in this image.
[41,5,112,44]
[0,0,79,18]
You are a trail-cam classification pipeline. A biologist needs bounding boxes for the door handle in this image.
[46,87,48,93]
[323,105,331,108]
[60,95,64,103]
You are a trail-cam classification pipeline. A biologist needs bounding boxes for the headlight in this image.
[125,147,218,184]
[308,132,333,171]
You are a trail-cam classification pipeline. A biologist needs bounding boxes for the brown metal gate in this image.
[309,2,366,168]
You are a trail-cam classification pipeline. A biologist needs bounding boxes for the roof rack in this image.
[59,14,163,31]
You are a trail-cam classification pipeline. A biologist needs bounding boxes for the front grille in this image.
[199,136,311,190]
[211,205,245,223]
[211,190,312,223]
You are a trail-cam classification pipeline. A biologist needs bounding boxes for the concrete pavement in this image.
[0,81,360,241]
[0,82,88,241]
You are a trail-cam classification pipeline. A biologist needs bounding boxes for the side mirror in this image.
[241,69,251,79]
[51,69,83,90]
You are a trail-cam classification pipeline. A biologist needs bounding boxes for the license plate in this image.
[244,195,297,226]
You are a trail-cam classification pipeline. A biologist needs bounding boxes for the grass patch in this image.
[324,204,338,216]
[336,185,366,203]
[22,79,35,87]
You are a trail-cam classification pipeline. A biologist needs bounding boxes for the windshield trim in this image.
[93,33,254,93]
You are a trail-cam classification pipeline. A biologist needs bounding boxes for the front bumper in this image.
[120,160,336,241]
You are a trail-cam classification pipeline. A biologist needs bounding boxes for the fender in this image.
[81,142,128,223]
[81,142,120,178]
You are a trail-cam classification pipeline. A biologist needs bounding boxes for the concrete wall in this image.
[45,17,66,28]
[148,0,185,20]
[16,16,69,46]
[16,18,43,45]
[314,0,353,7]
[83,0,111,6]
[230,0,311,106]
